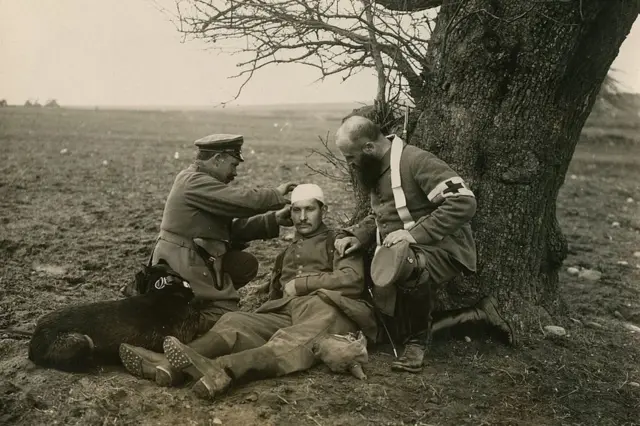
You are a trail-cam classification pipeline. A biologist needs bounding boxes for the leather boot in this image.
[475,296,516,345]
[187,329,233,358]
[390,340,426,373]
[163,336,232,400]
[119,344,184,387]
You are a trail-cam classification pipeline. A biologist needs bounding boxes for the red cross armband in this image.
[427,177,475,204]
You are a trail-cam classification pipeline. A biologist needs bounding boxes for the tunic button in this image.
[382,224,387,228]
[203,272,207,276]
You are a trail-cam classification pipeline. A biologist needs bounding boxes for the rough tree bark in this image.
[358,0,639,334]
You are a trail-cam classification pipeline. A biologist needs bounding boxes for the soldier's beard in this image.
[354,153,383,191]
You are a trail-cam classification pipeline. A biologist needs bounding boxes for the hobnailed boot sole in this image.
[163,336,231,400]
[119,344,183,386]
[119,344,155,380]
[163,337,194,371]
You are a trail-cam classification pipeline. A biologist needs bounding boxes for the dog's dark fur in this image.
[28,260,201,372]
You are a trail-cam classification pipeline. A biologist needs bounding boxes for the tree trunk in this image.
[352,1,638,335]
[404,1,638,333]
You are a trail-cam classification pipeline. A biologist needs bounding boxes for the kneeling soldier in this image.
[333,116,515,373]
[120,134,295,383]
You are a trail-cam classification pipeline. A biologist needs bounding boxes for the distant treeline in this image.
[0,99,60,108]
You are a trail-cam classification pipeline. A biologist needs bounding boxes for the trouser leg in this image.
[218,296,357,379]
[166,296,357,400]
[189,310,291,358]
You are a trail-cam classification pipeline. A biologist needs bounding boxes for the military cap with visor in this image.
[194,134,245,162]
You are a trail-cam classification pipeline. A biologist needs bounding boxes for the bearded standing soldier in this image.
[333,116,515,373]
[120,134,295,384]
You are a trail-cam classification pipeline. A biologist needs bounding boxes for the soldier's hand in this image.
[334,236,361,257]
[277,182,297,196]
[275,205,293,227]
[283,279,297,297]
[382,229,416,247]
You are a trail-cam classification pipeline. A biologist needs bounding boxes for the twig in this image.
[489,366,517,384]
[558,387,579,399]
[276,394,290,404]
[306,415,323,426]
[617,371,629,390]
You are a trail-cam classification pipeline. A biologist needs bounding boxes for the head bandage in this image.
[290,184,325,205]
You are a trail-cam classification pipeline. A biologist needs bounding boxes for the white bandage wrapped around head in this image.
[290,183,325,205]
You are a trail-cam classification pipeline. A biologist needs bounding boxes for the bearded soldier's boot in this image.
[119,344,185,386]
[391,280,435,374]
[475,296,516,345]
[429,295,516,345]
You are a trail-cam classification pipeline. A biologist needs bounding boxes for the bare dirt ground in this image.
[1,107,639,425]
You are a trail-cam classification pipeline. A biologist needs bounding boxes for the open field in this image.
[1,106,639,425]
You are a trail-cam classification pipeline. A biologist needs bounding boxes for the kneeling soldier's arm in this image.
[185,173,287,218]
[230,213,280,243]
[408,152,477,245]
[293,252,365,298]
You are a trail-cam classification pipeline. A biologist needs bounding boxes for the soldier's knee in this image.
[215,311,245,327]
[223,251,259,288]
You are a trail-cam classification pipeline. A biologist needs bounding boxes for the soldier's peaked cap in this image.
[194,134,244,161]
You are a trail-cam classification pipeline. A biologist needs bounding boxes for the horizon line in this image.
[0,100,374,109]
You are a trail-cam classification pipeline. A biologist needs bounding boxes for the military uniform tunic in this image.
[343,136,477,315]
[152,160,288,326]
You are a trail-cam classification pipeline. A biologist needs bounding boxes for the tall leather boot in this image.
[474,296,516,345]
[164,336,288,401]
[163,336,232,401]
[119,344,184,387]
[391,279,435,374]
[119,330,232,387]
[187,329,234,358]
[428,295,516,345]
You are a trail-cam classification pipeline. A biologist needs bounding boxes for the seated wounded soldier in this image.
[119,184,378,399]
[333,116,515,373]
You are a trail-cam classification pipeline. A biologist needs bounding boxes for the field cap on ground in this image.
[194,134,244,161]
[291,183,325,205]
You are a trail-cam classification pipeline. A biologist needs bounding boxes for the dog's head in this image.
[132,259,194,301]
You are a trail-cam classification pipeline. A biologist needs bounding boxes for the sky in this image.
[0,0,638,107]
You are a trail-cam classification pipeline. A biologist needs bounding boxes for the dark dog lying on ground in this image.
[27,260,201,372]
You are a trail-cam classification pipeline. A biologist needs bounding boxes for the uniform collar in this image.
[191,161,224,183]
[292,223,329,242]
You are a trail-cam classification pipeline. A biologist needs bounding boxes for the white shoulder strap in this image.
[389,135,415,229]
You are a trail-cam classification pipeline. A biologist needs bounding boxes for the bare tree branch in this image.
[363,0,387,104]
[169,0,433,104]
[375,0,442,12]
